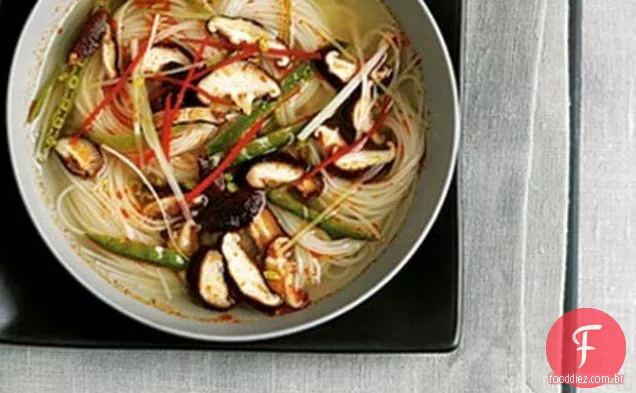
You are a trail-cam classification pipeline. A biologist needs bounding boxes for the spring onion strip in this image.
[132,76,193,223]
[297,42,390,141]
[144,15,162,64]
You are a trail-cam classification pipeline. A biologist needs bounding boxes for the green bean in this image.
[267,188,378,241]
[35,62,84,162]
[27,67,69,124]
[231,121,306,167]
[87,234,188,269]
[207,62,315,157]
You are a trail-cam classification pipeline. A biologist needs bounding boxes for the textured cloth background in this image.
[578,1,635,390]
[4,0,631,391]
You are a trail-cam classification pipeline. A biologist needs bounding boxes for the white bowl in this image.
[7,0,459,342]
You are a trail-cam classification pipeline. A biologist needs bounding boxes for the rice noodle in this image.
[46,0,428,312]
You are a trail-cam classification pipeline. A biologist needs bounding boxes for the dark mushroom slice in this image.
[314,124,348,154]
[171,220,200,258]
[323,50,358,84]
[197,61,281,114]
[101,23,118,78]
[199,188,266,233]
[142,46,191,75]
[143,195,207,220]
[264,237,310,310]
[352,79,375,134]
[334,142,397,172]
[245,160,305,189]
[314,45,354,89]
[154,107,234,127]
[207,16,291,67]
[248,208,283,252]
[54,137,104,178]
[69,8,111,63]
[314,47,393,144]
[317,49,392,86]
[222,233,283,308]
[187,250,236,310]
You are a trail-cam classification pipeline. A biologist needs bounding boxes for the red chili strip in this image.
[185,117,267,203]
[174,43,206,110]
[160,94,174,160]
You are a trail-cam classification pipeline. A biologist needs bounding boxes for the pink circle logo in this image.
[546,308,626,388]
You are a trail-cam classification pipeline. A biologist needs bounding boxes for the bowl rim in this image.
[6,0,460,343]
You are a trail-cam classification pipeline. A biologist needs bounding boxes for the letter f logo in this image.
[572,324,602,368]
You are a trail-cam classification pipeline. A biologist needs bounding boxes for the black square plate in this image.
[0,0,461,352]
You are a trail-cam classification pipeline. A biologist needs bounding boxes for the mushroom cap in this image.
[199,188,266,233]
[207,16,290,67]
[324,51,358,83]
[335,142,397,172]
[197,61,281,114]
[54,138,104,178]
[246,161,305,189]
[264,237,310,310]
[187,250,236,310]
[222,233,283,308]
[143,46,190,75]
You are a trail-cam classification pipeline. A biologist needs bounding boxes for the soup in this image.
[29,0,427,317]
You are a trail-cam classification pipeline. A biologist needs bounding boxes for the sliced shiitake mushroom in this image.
[143,46,190,75]
[197,61,281,114]
[143,195,207,220]
[199,188,266,233]
[187,249,236,310]
[353,80,375,134]
[207,16,290,67]
[172,220,200,258]
[55,137,104,178]
[316,48,393,144]
[334,142,397,172]
[314,124,348,154]
[264,237,309,310]
[101,24,118,79]
[222,233,283,308]
[153,107,232,127]
[69,8,111,63]
[324,50,358,84]
[316,48,392,88]
[248,208,283,252]
[245,161,305,189]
